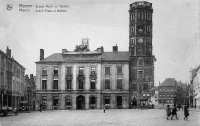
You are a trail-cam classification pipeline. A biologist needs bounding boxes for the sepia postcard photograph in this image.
[0,0,199,126]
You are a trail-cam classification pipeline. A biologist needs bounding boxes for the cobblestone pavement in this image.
[0,109,200,126]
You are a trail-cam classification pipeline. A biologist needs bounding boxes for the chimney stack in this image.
[40,49,44,60]
[113,45,118,52]
[6,46,11,57]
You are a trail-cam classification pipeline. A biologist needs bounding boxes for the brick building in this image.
[129,1,155,108]
[0,47,25,110]
[158,78,188,108]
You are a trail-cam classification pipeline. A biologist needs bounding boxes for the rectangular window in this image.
[65,97,72,106]
[42,96,47,107]
[53,96,58,106]
[104,96,110,104]
[79,67,84,75]
[66,80,72,90]
[105,67,110,75]
[66,67,72,75]
[53,80,58,90]
[54,67,58,75]
[117,66,122,74]
[42,80,47,90]
[78,80,84,90]
[117,79,122,89]
[90,80,96,90]
[105,79,110,89]
[42,68,47,75]
[137,70,144,78]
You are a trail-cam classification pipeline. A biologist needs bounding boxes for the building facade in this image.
[35,43,130,110]
[190,66,200,109]
[129,1,155,108]
[0,47,25,110]
[158,78,188,108]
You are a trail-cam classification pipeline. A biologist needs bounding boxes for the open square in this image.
[0,109,199,126]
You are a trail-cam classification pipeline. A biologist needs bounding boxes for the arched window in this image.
[131,13,134,20]
[138,12,143,19]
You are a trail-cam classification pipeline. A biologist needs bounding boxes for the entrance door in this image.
[117,96,122,108]
[76,95,85,109]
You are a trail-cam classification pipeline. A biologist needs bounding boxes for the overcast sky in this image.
[0,0,199,85]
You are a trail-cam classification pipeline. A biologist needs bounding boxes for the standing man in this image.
[39,104,42,112]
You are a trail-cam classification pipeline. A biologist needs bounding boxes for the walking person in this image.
[104,104,106,113]
[166,105,171,120]
[184,105,189,120]
[171,105,178,120]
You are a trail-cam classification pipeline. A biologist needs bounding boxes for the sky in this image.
[0,0,199,85]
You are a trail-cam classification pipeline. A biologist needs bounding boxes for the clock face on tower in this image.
[138,38,143,43]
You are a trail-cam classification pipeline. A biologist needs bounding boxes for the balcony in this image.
[66,74,73,80]
[89,72,97,80]
[77,74,85,81]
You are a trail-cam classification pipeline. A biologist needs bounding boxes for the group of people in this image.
[166,104,189,120]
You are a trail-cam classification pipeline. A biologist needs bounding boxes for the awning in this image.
[194,93,200,99]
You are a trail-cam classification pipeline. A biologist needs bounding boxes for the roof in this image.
[102,52,130,61]
[36,51,130,63]
[37,53,64,63]
[159,78,177,87]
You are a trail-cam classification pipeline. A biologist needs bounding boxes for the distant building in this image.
[35,41,129,110]
[25,74,36,110]
[158,78,188,108]
[0,47,25,110]
[190,66,200,109]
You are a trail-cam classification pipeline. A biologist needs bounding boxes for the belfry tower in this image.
[129,1,155,108]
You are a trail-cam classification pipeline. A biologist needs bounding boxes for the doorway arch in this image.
[76,95,85,109]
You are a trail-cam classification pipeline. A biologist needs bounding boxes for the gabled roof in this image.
[159,78,177,87]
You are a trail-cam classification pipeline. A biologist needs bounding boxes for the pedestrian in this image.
[104,104,106,113]
[184,105,189,120]
[40,104,42,112]
[166,105,171,120]
[171,105,178,120]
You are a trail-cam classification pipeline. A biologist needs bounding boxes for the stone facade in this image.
[35,44,130,110]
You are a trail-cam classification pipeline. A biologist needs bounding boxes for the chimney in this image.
[6,46,11,57]
[62,49,67,53]
[113,45,118,52]
[100,46,104,53]
[40,49,44,60]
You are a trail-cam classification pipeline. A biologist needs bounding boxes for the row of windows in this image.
[42,66,123,76]
[159,89,175,92]
[13,80,24,93]
[41,96,97,107]
[41,79,124,90]
[159,99,174,104]
[130,26,151,33]
[130,38,151,45]
[130,12,151,20]
[159,94,175,97]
